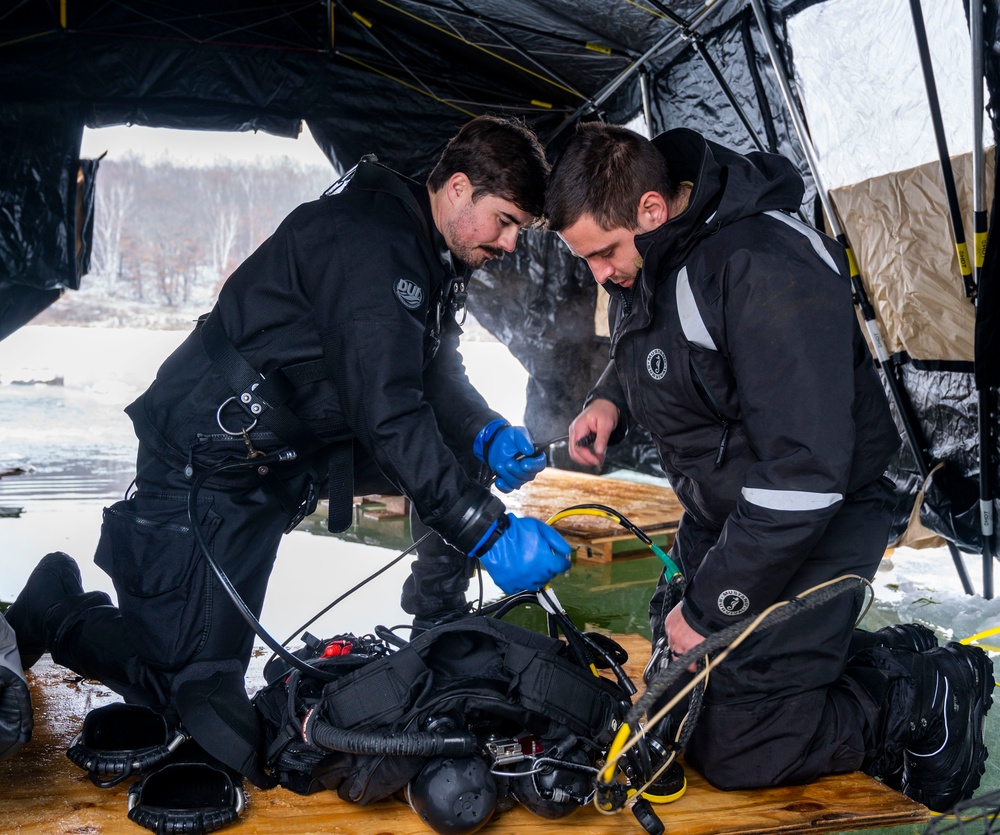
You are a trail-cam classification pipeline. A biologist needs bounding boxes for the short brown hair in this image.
[427,115,549,218]
[545,122,676,232]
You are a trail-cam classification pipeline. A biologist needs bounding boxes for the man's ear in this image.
[446,172,471,205]
[637,191,669,232]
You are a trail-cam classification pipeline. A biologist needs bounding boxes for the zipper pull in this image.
[714,420,731,468]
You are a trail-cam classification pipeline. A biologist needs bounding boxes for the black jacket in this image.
[127,161,505,553]
[590,129,900,634]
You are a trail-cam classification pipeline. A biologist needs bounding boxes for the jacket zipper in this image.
[689,360,730,468]
[619,284,635,317]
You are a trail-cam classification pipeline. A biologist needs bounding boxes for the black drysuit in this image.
[41,161,507,782]
[588,129,902,789]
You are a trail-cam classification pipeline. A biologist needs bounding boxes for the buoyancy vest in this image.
[252,617,630,804]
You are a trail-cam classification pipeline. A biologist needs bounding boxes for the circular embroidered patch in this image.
[646,348,667,380]
[394,277,424,310]
[718,589,749,616]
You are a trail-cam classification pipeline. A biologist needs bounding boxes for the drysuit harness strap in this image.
[198,312,355,532]
[199,312,325,454]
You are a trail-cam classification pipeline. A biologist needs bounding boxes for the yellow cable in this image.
[367,0,585,100]
[336,53,477,117]
[599,575,871,784]
[554,513,869,808]
[0,29,58,49]
[546,507,620,526]
[960,625,1000,645]
[600,723,631,784]
[623,0,667,20]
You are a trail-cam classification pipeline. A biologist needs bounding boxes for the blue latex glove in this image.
[473,418,546,493]
[473,513,572,594]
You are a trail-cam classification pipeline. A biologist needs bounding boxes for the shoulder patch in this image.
[718,589,749,617]
[394,277,424,310]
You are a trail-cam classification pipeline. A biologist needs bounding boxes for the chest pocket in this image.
[688,347,739,422]
[626,340,719,458]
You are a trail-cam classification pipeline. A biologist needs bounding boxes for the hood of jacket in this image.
[619,129,805,320]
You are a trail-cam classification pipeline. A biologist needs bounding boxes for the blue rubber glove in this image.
[473,419,546,493]
[472,513,572,594]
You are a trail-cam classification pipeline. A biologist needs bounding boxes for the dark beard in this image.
[453,245,504,271]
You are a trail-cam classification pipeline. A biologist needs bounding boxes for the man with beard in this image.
[7,116,571,786]
[545,122,993,813]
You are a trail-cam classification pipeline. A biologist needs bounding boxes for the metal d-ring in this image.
[216,396,258,436]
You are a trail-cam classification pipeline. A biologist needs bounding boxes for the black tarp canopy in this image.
[1,0,998,594]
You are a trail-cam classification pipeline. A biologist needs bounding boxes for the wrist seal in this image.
[468,513,510,559]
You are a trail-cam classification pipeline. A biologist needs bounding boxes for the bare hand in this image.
[665,602,706,673]
[568,399,619,467]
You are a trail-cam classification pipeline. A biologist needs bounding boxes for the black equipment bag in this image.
[253,617,629,804]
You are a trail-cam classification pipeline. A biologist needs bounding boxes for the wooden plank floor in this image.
[0,634,928,835]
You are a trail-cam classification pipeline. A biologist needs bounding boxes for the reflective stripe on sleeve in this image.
[742,486,843,511]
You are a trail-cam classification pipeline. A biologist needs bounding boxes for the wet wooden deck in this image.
[0,634,929,835]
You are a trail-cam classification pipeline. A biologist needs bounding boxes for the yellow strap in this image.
[336,53,476,117]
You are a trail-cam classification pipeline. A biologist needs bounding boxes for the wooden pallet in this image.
[341,468,683,563]
[0,635,929,835]
[503,468,683,563]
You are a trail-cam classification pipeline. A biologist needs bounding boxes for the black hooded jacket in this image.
[589,129,900,635]
[126,160,505,554]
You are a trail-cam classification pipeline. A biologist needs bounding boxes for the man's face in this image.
[558,213,643,290]
[442,189,534,270]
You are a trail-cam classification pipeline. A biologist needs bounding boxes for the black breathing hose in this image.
[304,714,477,757]
[186,450,349,683]
[186,432,569,682]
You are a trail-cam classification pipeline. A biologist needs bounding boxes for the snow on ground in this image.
[870,545,1000,646]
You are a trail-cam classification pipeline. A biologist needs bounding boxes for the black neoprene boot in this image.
[851,640,994,807]
[899,642,994,812]
[5,552,84,669]
[850,623,939,656]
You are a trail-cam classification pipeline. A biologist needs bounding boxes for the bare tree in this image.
[87,149,333,312]
[91,156,138,292]
[199,166,241,281]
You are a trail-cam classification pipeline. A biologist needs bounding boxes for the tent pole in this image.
[691,38,767,154]
[910,0,993,596]
[971,0,996,598]
[688,34,813,224]
[748,0,976,596]
[639,69,654,139]
[548,0,731,141]
[643,0,769,153]
[908,0,977,300]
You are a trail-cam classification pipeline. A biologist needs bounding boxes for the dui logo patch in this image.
[394,277,423,310]
[718,589,749,616]
[646,348,667,380]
